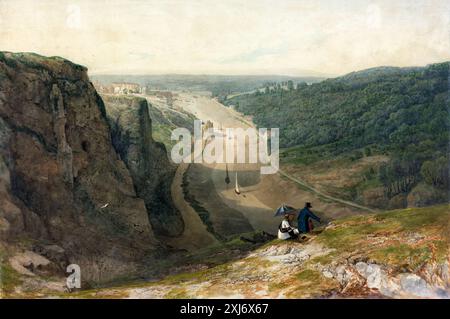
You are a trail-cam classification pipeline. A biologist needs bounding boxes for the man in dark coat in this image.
[297,202,321,233]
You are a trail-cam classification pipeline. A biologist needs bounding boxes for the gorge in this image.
[0,52,448,299]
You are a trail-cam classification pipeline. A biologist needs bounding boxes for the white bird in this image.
[100,203,109,209]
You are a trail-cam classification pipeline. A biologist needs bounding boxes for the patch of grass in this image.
[56,288,130,299]
[83,273,145,291]
[0,261,23,296]
[280,142,369,167]
[281,146,388,207]
[152,123,177,149]
[374,205,449,231]
[322,184,357,201]
[315,204,449,273]
[309,252,336,266]
[165,287,191,299]
[268,281,285,292]
[434,240,449,263]
[317,218,390,252]
[159,261,233,286]
[159,269,209,284]
[296,269,322,281]
[156,251,274,288]
[180,233,259,267]
[285,268,339,298]
[242,256,275,269]
[369,244,432,271]
[358,176,383,191]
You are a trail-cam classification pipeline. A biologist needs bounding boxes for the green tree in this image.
[287,80,294,90]
[421,157,449,188]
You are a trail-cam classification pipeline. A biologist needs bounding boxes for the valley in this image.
[0,53,448,299]
[158,91,369,240]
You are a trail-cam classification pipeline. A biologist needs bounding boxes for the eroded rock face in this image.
[0,52,160,283]
[103,95,184,237]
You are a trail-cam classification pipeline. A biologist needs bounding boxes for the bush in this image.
[421,157,449,189]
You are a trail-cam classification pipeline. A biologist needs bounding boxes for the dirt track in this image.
[165,162,218,250]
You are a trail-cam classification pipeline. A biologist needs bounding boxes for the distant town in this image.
[93,81,145,95]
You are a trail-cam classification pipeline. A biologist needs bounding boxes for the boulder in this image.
[9,250,52,276]
[398,273,434,298]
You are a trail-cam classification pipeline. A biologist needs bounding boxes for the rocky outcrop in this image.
[0,52,162,284]
[50,84,74,186]
[102,95,184,237]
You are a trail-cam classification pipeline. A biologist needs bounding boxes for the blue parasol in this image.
[273,204,296,217]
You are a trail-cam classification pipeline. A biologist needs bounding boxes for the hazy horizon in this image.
[1,0,449,76]
[87,61,446,77]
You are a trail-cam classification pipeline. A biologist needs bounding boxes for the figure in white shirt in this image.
[278,214,300,240]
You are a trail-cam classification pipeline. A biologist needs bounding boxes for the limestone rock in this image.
[103,95,184,237]
[398,273,434,298]
[9,250,51,276]
[0,52,168,283]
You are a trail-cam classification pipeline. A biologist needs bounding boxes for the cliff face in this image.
[0,52,163,283]
[102,95,184,237]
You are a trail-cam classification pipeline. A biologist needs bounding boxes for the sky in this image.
[0,0,449,76]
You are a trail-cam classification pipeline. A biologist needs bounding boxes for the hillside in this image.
[2,205,448,298]
[72,204,450,299]
[225,62,448,151]
[225,63,450,209]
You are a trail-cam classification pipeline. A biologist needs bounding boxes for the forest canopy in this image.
[224,62,450,204]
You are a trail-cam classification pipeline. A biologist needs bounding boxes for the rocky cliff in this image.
[0,52,178,285]
[102,95,184,237]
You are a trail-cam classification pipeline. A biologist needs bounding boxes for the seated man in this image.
[278,214,299,240]
[297,202,321,233]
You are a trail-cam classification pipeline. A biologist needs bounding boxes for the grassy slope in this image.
[280,148,389,208]
[0,253,23,297]
[316,204,449,266]
[8,204,443,299]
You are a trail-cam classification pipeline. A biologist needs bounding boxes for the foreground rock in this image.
[0,52,179,288]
